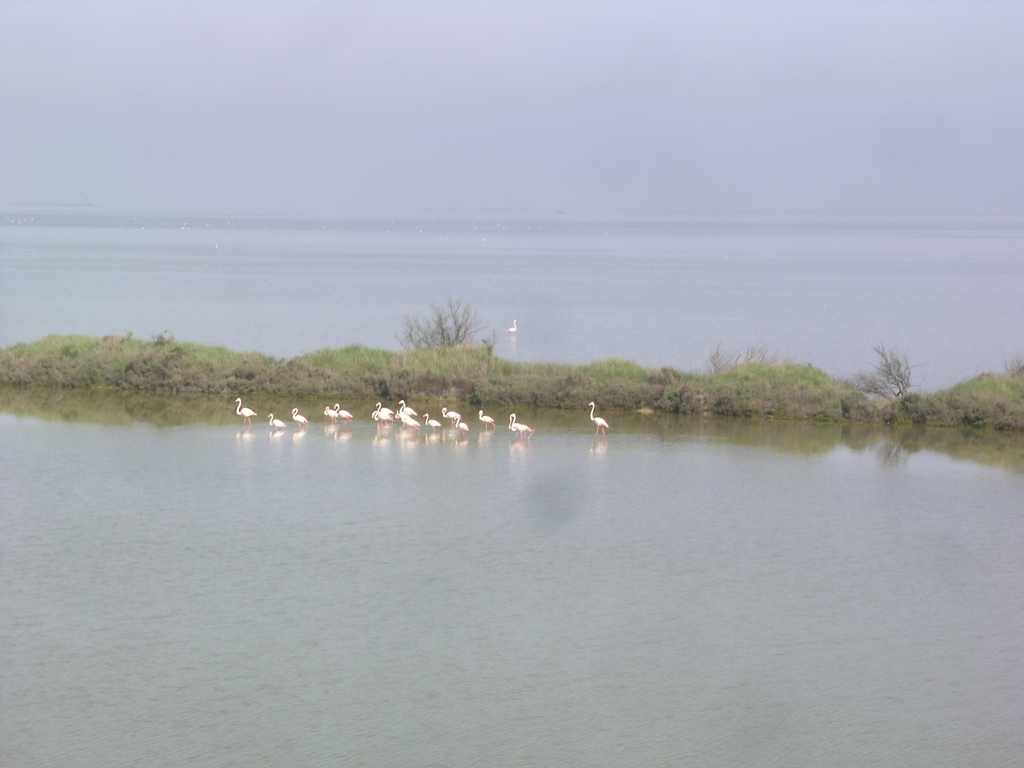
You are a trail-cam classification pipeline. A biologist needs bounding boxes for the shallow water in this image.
[2,404,1023,767]
[3,212,1023,765]
[3,212,1023,387]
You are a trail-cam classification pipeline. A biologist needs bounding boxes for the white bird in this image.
[478,409,496,429]
[398,411,421,431]
[507,319,517,334]
[423,413,442,431]
[441,407,462,425]
[588,401,610,436]
[454,419,470,436]
[324,405,340,424]
[268,413,287,430]
[372,404,394,425]
[508,412,534,438]
[291,408,309,428]
[234,397,257,425]
[333,403,354,423]
[397,399,418,417]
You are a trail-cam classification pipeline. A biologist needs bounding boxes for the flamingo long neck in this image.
[590,402,596,420]
[235,400,243,416]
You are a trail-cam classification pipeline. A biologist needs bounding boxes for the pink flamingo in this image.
[234,397,257,425]
[508,413,534,438]
[588,401,610,437]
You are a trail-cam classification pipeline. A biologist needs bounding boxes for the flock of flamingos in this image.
[233,397,611,438]
[232,323,613,439]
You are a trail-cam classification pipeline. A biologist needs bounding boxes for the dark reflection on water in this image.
[3,384,1023,472]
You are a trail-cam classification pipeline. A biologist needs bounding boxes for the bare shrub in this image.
[1005,352,1024,378]
[480,330,498,356]
[743,344,786,366]
[708,344,739,374]
[709,343,786,373]
[852,344,916,400]
[399,298,487,349]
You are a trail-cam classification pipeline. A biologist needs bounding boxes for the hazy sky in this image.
[2,0,1022,217]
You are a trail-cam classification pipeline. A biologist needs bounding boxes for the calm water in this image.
[3,212,1024,387]
[2,402,1023,767]
[3,212,1024,765]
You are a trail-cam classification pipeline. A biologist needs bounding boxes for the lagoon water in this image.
[1,408,1023,767]
[2,212,1024,766]
[2,212,1024,387]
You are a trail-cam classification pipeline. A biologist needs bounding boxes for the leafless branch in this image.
[1005,352,1024,378]
[398,298,487,349]
[708,343,740,374]
[852,344,916,399]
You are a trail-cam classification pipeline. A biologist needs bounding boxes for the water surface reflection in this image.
[2,384,1022,472]
[2,390,1022,767]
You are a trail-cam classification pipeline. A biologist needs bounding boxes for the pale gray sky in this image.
[2,0,1022,217]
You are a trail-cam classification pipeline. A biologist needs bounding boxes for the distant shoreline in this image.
[2,334,1022,431]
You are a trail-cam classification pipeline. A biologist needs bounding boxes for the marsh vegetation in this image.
[2,334,1024,431]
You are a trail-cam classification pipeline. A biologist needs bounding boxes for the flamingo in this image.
[372,404,394,425]
[268,413,287,430]
[374,402,395,419]
[398,399,418,417]
[398,411,421,431]
[441,407,462,426]
[423,413,442,431]
[588,401,610,436]
[234,397,257,425]
[291,408,309,428]
[333,404,354,423]
[324,405,340,424]
[478,410,496,429]
[507,319,517,334]
[454,418,470,436]
[508,413,534,438]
